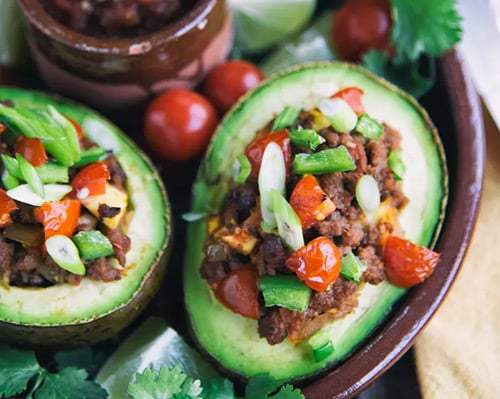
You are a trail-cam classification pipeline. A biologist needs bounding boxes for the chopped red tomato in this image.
[0,189,18,227]
[286,236,342,291]
[331,87,365,115]
[383,235,440,288]
[244,129,291,178]
[35,200,81,239]
[214,264,259,319]
[290,174,336,229]
[15,136,48,166]
[71,161,110,198]
[65,116,83,139]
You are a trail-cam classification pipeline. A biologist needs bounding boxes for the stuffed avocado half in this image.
[184,62,447,381]
[0,87,171,346]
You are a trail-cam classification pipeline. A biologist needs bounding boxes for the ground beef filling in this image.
[40,0,197,38]
[200,111,408,345]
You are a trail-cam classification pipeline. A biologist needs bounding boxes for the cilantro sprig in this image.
[363,0,462,97]
[0,344,107,399]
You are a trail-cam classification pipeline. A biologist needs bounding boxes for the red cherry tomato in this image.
[244,129,291,178]
[15,136,48,166]
[214,264,259,319]
[143,89,218,162]
[0,189,18,227]
[286,236,342,291]
[35,200,81,239]
[383,235,440,288]
[332,0,393,62]
[71,161,110,197]
[290,174,336,229]
[331,87,365,115]
[202,60,265,113]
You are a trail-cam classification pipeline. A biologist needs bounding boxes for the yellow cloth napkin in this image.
[414,107,500,398]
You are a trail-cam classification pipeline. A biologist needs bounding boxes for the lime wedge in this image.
[228,0,317,54]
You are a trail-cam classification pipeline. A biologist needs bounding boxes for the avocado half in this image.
[0,87,172,347]
[184,62,447,381]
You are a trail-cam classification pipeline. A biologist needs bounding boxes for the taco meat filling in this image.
[0,101,131,287]
[200,87,439,345]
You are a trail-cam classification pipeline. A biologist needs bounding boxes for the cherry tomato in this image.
[71,161,110,197]
[0,123,5,134]
[331,87,365,115]
[290,174,336,229]
[286,236,341,291]
[383,235,440,288]
[214,264,259,319]
[202,60,265,113]
[35,200,81,239]
[144,89,218,162]
[244,129,291,178]
[0,189,18,227]
[332,0,393,62]
[15,136,48,167]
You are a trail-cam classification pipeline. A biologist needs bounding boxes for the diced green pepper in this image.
[355,113,383,139]
[232,154,252,184]
[341,251,367,283]
[73,230,115,260]
[388,150,406,181]
[259,275,311,312]
[293,145,356,174]
[308,329,334,362]
[288,128,325,151]
[271,106,302,131]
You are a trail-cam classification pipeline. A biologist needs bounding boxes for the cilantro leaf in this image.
[272,384,304,399]
[245,374,286,399]
[128,365,202,399]
[0,344,41,397]
[201,378,235,399]
[390,0,462,62]
[36,367,108,399]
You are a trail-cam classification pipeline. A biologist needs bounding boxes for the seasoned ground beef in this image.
[200,108,409,345]
[40,0,197,38]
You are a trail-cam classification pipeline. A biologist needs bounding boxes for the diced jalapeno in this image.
[293,145,356,174]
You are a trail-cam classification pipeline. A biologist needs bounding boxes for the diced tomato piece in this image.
[244,129,291,178]
[65,116,84,139]
[383,235,440,288]
[214,264,259,319]
[35,199,81,239]
[290,174,336,229]
[286,236,341,291]
[15,136,48,166]
[71,161,110,198]
[331,87,365,115]
[0,189,18,227]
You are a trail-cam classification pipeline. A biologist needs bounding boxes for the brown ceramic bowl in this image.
[16,0,232,109]
[301,50,485,398]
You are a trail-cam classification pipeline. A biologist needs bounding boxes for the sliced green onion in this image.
[271,106,302,131]
[355,113,383,139]
[388,150,406,181]
[1,170,19,190]
[288,128,325,151]
[47,105,81,165]
[308,330,334,362]
[259,275,311,312]
[293,145,356,175]
[7,184,72,206]
[270,189,304,251]
[36,162,69,183]
[73,146,109,167]
[355,174,380,213]
[232,154,252,184]
[181,212,206,222]
[16,153,44,198]
[318,98,357,133]
[46,235,85,275]
[341,251,367,283]
[1,154,21,178]
[258,142,286,232]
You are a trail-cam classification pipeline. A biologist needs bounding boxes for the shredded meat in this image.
[107,229,131,266]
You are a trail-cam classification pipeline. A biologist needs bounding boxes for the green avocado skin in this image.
[184,62,447,382]
[0,88,172,347]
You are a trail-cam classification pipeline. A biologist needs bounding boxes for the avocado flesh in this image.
[184,63,447,380]
[0,88,171,346]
